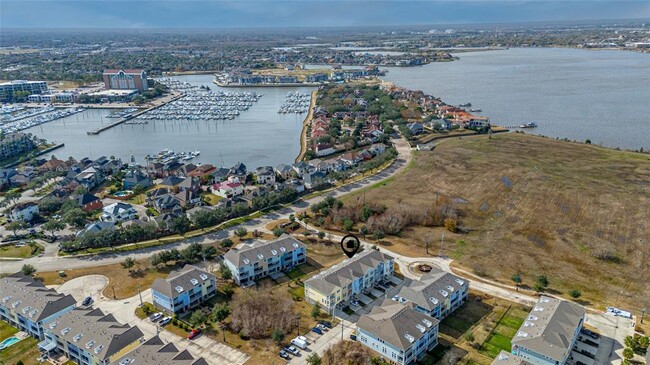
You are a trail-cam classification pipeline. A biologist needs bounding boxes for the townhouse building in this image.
[304,249,394,312]
[357,300,439,365]
[151,265,217,314]
[110,335,208,365]
[511,296,585,365]
[0,273,76,340]
[393,272,469,320]
[40,307,144,365]
[223,235,307,286]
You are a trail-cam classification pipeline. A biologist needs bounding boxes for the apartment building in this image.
[357,300,439,365]
[223,235,307,286]
[111,335,208,365]
[102,69,148,91]
[151,265,217,314]
[393,272,469,320]
[40,307,144,365]
[511,296,585,365]
[0,273,76,340]
[304,249,394,312]
[0,132,36,159]
[492,351,533,365]
[0,80,48,102]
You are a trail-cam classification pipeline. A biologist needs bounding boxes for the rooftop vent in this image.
[199,274,208,281]
[280,247,286,252]
[455,278,465,286]
[271,250,278,255]
[540,297,550,303]
[29,309,38,318]
[292,243,299,248]
[73,333,83,342]
[429,297,439,305]
[422,319,433,328]
[416,324,426,333]
[533,306,544,312]
[12,300,21,308]
[439,290,448,297]
[243,259,250,265]
[1,296,11,303]
[50,322,59,329]
[257,254,264,260]
[527,315,538,321]
[61,327,70,336]
[85,340,95,349]
[523,321,535,327]
[94,344,104,354]
[190,278,199,286]
[175,286,184,293]
[404,333,415,343]
[517,331,529,338]
[498,353,510,361]
[22,305,32,314]
[446,285,454,292]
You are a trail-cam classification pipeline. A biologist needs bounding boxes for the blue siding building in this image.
[151,265,217,314]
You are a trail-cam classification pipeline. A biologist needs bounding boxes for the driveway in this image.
[288,318,357,365]
[54,275,109,303]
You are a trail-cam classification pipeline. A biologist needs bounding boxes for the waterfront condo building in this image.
[357,300,439,365]
[511,296,585,365]
[223,235,307,286]
[0,80,48,102]
[304,249,394,312]
[102,69,148,91]
[151,265,217,314]
[0,273,76,340]
[40,307,144,365]
[393,272,469,320]
[111,335,208,365]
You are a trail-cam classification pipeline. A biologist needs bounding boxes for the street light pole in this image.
[641,308,646,324]
[439,234,445,258]
[137,284,143,307]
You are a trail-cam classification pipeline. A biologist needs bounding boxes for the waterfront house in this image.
[357,300,439,365]
[111,335,208,365]
[510,296,585,365]
[393,272,469,320]
[123,169,153,190]
[74,167,104,190]
[174,189,202,208]
[151,265,217,314]
[211,167,230,183]
[228,162,247,180]
[175,163,197,177]
[291,161,314,177]
[38,158,69,173]
[101,202,137,223]
[302,171,328,189]
[77,193,103,212]
[211,181,243,198]
[187,164,217,179]
[0,272,76,340]
[76,221,115,237]
[304,249,394,312]
[153,193,181,213]
[223,235,307,286]
[11,202,39,222]
[315,143,336,156]
[275,164,295,180]
[178,176,202,194]
[255,166,276,185]
[40,307,144,364]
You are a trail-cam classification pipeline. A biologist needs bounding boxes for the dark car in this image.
[311,327,323,335]
[319,320,332,329]
[279,350,290,359]
[350,334,357,341]
[187,329,202,340]
[82,296,93,306]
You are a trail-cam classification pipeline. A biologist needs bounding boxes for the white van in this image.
[291,338,307,350]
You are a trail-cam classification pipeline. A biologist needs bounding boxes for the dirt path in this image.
[295,90,318,162]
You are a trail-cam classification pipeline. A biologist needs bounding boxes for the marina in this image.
[1,106,84,134]
[1,105,55,124]
[134,78,263,121]
[278,91,311,114]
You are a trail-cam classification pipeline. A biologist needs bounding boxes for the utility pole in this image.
[341,319,344,340]
[137,284,143,307]
[112,285,116,299]
[641,308,646,324]
[439,234,445,258]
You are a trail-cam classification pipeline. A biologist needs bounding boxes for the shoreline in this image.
[214,80,323,88]
[295,90,317,162]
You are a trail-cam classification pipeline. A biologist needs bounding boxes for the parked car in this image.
[311,327,323,335]
[316,323,328,331]
[291,338,307,349]
[284,346,300,356]
[350,334,357,341]
[159,316,172,326]
[150,312,163,321]
[279,350,290,360]
[188,329,202,340]
[318,320,332,329]
[82,296,93,306]
[391,295,400,301]
[350,300,360,307]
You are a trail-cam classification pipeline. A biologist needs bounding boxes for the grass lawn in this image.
[0,336,40,365]
[0,243,43,258]
[0,320,18,341]
[341,132,650,310]
[201,192,222,206]
[125,193,145,204]
[479,306,529,358]
[38,260,175,299]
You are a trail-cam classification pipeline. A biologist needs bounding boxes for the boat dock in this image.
[86,94,184,135]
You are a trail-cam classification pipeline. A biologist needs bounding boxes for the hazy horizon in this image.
[2,1,650,29]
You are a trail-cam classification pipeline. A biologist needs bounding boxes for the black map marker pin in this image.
[341,234,361,259]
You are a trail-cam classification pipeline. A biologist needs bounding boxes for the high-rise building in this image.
[102,69,148,91]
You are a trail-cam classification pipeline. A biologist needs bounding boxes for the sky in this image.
[1,0,650,29]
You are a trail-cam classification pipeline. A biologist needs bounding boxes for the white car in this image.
[159,316,172,326]
[350,300,360,307]
[150,312,163,321]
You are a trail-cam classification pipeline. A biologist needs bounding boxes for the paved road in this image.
[0,135,413,274]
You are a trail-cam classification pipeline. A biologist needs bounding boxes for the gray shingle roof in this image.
[357,299,439,351]
[110,335,208,365]
[53,307,144,361]
[491,351,534,365]
[396,271,467,311]
[150,265,216,299]
[511,296,585,362]
[223,235,305,268]
[304,249,393,295]
[0,273,76,322]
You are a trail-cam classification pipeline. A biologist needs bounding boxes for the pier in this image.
[86,93,184,135]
